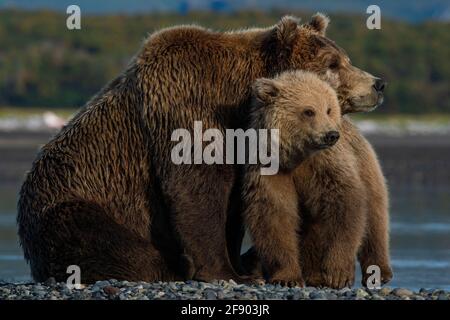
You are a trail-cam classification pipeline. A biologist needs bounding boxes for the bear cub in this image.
[241,70,342,287]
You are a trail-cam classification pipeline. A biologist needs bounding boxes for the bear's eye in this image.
[303,109,315,117]
[328,58,340,70]
[327,108,331,115]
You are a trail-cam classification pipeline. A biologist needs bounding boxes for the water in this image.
[384,187,450,289]
[0,131,449,289]
[0,187,30,282]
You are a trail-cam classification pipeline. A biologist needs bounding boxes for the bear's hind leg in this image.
[19,201,190,283]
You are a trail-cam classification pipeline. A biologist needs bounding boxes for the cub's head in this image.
[265,13,386,114]
[251,71,341,172]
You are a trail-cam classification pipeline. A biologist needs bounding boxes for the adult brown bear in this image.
[17,14,385,283]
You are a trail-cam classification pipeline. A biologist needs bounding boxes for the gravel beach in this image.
[1,280,449,300]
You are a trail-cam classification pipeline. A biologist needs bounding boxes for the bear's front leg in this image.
[300,184,367,289]
[358,237,393,287]
[357,166,393,287]
[162,163,255,283]
[302,222,360,289]
[243,173,304,287]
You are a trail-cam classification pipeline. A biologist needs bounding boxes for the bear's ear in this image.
[308,12,330,36]
[274,15,300,48]
[252,78,280,104]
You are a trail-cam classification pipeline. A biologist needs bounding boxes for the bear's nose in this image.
[373,78,387,92]
[324,131,340,145]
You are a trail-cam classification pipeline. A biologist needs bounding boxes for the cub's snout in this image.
[322,130,340,147]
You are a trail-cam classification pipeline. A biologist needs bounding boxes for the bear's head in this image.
[265,13,385,114]
[251,71,341,172]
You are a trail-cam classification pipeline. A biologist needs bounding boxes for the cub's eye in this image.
[303,109,315,117]
[327,108,331,115]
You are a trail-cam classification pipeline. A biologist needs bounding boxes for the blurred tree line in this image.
[0,9,448,114]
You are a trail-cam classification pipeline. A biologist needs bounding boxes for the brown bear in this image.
[241,70,342,287]
[240,83,392,288]
[242,120,392,289]
[17,13,386,283]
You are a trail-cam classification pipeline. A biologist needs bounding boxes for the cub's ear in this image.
[252,78,280,104]
[308,12,330,36]
[274,15,300,49]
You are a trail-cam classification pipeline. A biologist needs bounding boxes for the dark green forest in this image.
[0,9,448,114]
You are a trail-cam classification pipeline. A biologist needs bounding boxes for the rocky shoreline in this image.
[0,279,449,300]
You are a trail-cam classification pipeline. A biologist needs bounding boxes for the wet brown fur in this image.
[17,14,384,283]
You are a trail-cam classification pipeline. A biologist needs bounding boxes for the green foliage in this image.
[0,9,448,114]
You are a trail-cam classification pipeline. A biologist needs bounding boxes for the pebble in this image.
[181,286,197,293]
[203,289,217,300]
[309,291,326,300]
[355,288,369,298]
[432,289,446,296]
[327,293,338,300]
[338,287,352,295]
[95,280,110,287]
[344,290,354,297]
[379,287,393,296]
[199,282,215,290]
[393,288,414,297]
[228,279,237,286]
[0,280,447,300]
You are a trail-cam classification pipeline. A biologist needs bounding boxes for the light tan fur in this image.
[242,71,341,286]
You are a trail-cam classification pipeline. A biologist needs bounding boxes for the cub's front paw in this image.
[322,261,355,289]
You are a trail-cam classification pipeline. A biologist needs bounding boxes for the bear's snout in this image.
[322,130,340,146]
[373,78,386,92]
